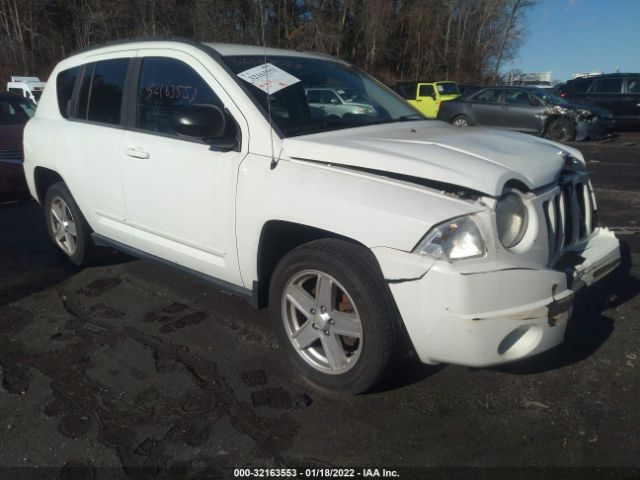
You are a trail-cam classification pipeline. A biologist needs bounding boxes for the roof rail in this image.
[69,35,204,56]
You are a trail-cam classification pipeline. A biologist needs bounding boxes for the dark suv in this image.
[557,73,640,126]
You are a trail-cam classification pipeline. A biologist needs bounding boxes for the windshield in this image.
[527,87,569,105]
[0,97,36,125]
[436,82,460,95]
[223,55,423,137]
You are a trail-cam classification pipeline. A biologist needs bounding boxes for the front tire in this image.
[44,182,101,266]
[269,239,399,394]
[545,118,576,142]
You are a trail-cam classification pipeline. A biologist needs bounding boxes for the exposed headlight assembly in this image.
[415,216,486,261]
[496,192,528,249]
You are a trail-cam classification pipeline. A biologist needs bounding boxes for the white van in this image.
[7,76,46,104]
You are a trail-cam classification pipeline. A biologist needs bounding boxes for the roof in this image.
[569,72,640,81]
[67,36,344,64]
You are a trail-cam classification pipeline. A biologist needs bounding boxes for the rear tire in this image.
[44,182,102,266]
[451,115,472,127]
[269,239,399,394]
[545,118,576,142]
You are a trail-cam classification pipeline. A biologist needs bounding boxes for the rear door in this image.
[585,77,624,115]
[467,88,503,126]
[53,55,134,247]
[414,84,438,118]
[119,50,246,285]
[502,89,545,133]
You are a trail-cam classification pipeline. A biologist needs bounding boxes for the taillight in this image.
[560,92,567,98]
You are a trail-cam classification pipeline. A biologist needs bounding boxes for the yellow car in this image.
[394,81,461,118]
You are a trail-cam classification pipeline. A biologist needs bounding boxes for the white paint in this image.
[23,40,621,372]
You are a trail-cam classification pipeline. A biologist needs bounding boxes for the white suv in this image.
[23,39,621,393]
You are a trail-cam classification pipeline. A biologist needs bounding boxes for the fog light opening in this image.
[497,325,543,359]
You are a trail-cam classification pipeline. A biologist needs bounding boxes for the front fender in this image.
[235,153,484,285]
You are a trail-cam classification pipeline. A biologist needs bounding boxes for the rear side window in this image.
[472,89,501,103]
[571,78,593,93]
[56,66,80,118]
[592,78,622,94]
[86,59,129,125]
[136,57,224,136]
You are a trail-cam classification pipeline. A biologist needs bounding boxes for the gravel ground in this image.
[0,132,639,479]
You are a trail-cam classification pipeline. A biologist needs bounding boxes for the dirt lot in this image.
[1,132,639,479]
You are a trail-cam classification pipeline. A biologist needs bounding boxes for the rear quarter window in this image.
[56,66,80,118]
[571,78,593,93]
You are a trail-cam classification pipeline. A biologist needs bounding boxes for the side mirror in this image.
[173,104,226,140]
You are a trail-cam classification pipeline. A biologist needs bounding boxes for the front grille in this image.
[544,173,596,263]
[0,148,24,163]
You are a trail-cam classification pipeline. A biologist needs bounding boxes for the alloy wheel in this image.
[281,269,363,375]
[49,196,78,256]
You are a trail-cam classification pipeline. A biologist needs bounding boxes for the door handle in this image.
[124,147,150,159]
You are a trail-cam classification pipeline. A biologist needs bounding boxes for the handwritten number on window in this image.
[145,82,199,103]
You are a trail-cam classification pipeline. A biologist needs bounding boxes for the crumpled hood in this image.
[282,121,577,197]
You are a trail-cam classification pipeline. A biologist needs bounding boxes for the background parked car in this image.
[304,87,377,118]
[555,73,640,126]
[394,81,460,118]
[0,92,35,201]
[437,86,614,142]
[6,76,46,104]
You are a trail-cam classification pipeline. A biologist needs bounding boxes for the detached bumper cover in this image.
[377,227,620,367]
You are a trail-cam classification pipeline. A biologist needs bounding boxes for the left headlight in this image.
[414,215,486,261]
[496,192,528,249]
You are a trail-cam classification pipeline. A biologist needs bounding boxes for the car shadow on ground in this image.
[0,200,132,305]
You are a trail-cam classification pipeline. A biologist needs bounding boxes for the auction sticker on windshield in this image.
[237,63,301,94]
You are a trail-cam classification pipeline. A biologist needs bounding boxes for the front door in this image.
[411,84,438,118]
[119,51,246,286]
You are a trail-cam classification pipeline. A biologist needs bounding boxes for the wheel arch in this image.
[33,167,65,204]
[255,220,367,308]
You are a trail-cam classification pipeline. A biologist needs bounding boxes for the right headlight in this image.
[414,215,486,261]
[496,192,528,249]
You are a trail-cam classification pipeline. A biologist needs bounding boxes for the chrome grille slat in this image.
[544,172,594,264]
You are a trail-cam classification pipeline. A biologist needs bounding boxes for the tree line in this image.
[1,0,534,86]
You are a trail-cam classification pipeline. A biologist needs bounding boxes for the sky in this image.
[503,0,640,82]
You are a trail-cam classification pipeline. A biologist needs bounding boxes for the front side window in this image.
[136,57,225,136]
[626,77,640,94]
[418,85,435,97]
[223,55,420,137]
[86,59,129,125]
[472,89,501,103]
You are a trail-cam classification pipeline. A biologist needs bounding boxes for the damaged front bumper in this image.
[576,116,615,141]
[373,227,620,367]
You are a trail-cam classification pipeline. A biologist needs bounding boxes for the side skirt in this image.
[91,233,258,308]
